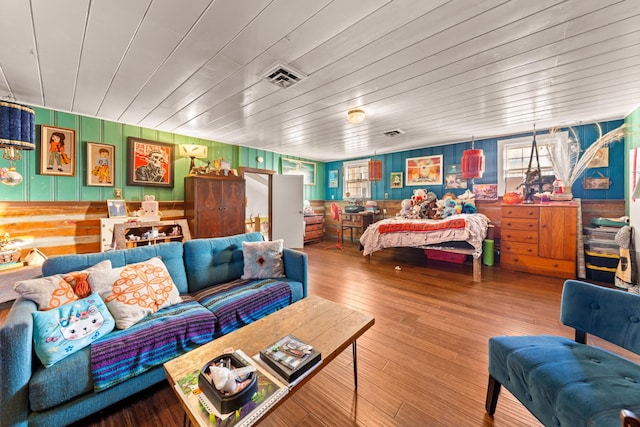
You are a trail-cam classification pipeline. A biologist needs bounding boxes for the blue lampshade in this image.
[0,100,36,150]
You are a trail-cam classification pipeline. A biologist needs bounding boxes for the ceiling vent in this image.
[263,62,306,89]
[383,129,405,137]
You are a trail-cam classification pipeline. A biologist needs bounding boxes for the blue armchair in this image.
[486,280,640,427]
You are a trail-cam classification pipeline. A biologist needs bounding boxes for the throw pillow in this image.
[13,260,112,310]
[88,257,182,329]
[32,293,115,367]
[241,239,286,280]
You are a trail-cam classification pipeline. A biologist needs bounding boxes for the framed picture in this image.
[406,155,443,186]
[281,158,316,186]
[328,169,339,188]
[445,172,467,189]
[106,199,127,218]
[127,137,174,187]
[86,142,115,187]
[40,125,77,177]
[390,172,403,188]
[473,183,498,200]
[587,147,609,168]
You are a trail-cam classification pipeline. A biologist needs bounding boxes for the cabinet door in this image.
[221,179,246,235]
[539,206,577,261]
[195,179,224,238]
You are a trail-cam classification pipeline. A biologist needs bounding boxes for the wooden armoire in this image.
[184,174,246,238]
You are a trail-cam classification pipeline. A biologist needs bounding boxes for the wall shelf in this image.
[112,219,191,250]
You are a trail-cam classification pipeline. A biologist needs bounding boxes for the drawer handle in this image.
[541,224,547,228]
[528,224,533,228]
[528,211,533,215]
[528,248,533,253]
[505,244,511,250]
[506,234,512,238]
[506,222,512,226]
[507,210,512,214]
[527,236,533,240]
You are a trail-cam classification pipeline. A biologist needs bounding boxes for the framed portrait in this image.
[106,199,127,218]
[406,155,443,186]
[587,147,609,168]
[127,137,174,187]
[281,158,316,185]
[40,125,77,177]
[86,142,115,187]
[390,172,403,188]
[328,169,339,188]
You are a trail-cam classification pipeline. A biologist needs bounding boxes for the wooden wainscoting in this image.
[0,201,184,257]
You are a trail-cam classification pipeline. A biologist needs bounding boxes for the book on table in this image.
[258,335,322,383]
[175,349,288,427]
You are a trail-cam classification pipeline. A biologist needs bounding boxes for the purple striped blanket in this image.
[90,300,216,392]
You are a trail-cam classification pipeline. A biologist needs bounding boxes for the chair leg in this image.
[485,374,501,415]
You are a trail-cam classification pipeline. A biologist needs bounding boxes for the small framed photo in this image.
[86,142,115,187]
[127,137,175,187]
[328,170,339,188]
[106,199,127,218]
[390,172,403,188]
[40,125,77,177]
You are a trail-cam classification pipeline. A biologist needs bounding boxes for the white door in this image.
[272,174,304,248]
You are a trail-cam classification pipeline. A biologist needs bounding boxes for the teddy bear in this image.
[396,199,413,218]
[411,188,428,208]
[420,200,437,219]
[441,198,458,219]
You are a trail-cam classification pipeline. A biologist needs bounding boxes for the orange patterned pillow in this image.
[87,257,182,329]
[13,260,112,310]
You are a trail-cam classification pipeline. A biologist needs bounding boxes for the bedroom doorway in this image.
[240,167,274,241]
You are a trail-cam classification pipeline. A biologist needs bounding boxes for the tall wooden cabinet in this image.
[184,175,245,238]
[501,203,577,279]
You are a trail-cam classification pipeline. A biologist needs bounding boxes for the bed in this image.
[359,213,491,282]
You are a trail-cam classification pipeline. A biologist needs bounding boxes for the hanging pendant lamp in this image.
[461,137,484,179]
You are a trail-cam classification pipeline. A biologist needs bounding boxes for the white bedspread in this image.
[359,213,490,258]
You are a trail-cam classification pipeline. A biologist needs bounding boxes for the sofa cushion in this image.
[488,334,640,427]
[90,299,216,392]
[13,260,112,310]
[42,242,189,294]
[184,232,264,292]
[88,257,182,329]
[193,278,292,336]
[241,239,286,280]
[32,293,115,367]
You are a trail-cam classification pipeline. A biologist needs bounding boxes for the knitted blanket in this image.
[90,300,216,392]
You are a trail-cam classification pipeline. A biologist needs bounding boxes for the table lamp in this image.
[179,144,208,175]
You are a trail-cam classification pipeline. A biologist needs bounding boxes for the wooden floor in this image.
[2,241,625,426]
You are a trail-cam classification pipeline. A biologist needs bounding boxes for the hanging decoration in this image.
[368,158,382,181]
[461,137,484,180]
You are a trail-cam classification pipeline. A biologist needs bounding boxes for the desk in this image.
[341,211,382,245]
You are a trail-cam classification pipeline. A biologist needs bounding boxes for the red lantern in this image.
[461,149,485,179]
[368,160,382,181]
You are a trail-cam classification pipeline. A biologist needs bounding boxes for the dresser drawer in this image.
[304,215,324,225]
[502,217,538,231]
[501,229,539,244]
[304,230,324,240]
[501,241,537,256]
[502,206,540,219]
[305,223,323,232]
[501,253,575,278]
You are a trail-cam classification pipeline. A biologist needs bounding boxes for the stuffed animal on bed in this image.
[442,198,459,219]
[411,188,428,207]
[397,199,413,218]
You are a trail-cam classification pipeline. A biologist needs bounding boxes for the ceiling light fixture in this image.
[347,109,365,124]
[0,99,36,186]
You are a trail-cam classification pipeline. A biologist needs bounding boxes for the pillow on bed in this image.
[13,260,112,310]
[32,293,115,367]
[241,239,286,280]
[87,257,182,329]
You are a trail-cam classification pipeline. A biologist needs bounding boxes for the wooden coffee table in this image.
[164,295,375,426]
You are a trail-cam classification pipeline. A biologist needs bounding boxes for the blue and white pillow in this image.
[32,293,115,367]
[241,239,286,280]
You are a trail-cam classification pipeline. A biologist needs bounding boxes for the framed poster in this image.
[40,125,77,177]
[281,158,316,185]
[127,137,174,187]
[587,147,609,168]
[473,184,498,200]
[405,155,443,186]
[328,170,339,188]
[106,199,127,218]
[390,172,403,188]
[445,164,467,189]
[86,142,115,187]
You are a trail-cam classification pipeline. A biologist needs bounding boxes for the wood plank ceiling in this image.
[1,0,639,162]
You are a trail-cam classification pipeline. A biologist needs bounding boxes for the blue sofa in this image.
[0,232,308,427]
[486,280,640,427]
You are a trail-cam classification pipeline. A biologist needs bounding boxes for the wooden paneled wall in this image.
[0,201,184,258]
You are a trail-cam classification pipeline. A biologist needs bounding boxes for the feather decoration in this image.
[548,123,629,188]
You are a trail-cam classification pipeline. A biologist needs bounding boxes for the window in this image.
[497,132,568,195]
[342,159,371,199]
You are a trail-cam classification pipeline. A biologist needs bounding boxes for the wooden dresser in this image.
[500,203,577,279]
[304,214,324,244]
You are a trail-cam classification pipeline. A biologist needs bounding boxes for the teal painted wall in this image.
[1,107,324,202]
[325,120,626,202]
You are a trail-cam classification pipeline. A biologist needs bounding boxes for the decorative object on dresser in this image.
[184,174,245,238]
[500,203,577,278]
[304,214,324,244]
